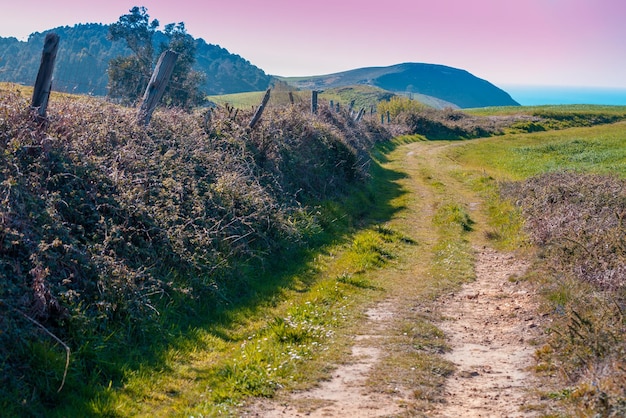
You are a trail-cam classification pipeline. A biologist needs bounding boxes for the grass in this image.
[449,122,626,179]
[207,85,396,113]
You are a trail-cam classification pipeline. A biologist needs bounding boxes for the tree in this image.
[107,7,205,108]
[159,22,206,108]
[107,6,158,104]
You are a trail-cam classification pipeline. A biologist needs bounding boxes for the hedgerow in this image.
[501,171,626,416]
[0,88,390,413]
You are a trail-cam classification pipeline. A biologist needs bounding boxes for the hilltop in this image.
[279,63,520,108]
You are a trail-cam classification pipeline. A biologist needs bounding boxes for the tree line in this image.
[0,6,272,101]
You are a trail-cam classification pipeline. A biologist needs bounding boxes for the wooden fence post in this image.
[288,91,294,105]
[137,50,178,126]
[311,90,318,114]
[31,33,59,118]
[248,88,271,129]
[387,111,391,123]
[355,107,365,122]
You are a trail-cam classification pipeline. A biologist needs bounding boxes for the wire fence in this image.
[15,34,388,126]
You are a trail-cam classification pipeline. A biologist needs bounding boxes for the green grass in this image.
[207,90,317,109]
[466,104,626,117]
[449,122,626,179]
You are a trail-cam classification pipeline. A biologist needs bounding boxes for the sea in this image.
[500,85,626,106]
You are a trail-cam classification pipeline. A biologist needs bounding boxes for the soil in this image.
[431,247,541,417]
[243,246,542,417]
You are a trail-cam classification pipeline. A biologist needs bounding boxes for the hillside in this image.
[0,23,272,96]
[279,63,520,108]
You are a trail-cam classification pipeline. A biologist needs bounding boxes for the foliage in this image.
[107,7,205,107]
[377,96,427,119]
[501,172,625,416]
[502,172,625,291]
[158,22,206,108]
[0,86,390,415]
[0,23,271,97]
[402,107,504,140]
[106,6,158,104]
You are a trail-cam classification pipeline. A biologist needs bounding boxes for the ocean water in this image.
[501,85,626,106]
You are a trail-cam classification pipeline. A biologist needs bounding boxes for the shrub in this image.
[501,171,626,415]
[0,86,391,412]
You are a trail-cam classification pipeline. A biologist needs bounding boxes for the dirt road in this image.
[244,141,543,417]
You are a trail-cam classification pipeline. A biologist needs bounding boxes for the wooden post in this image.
[288,91,294,105]
[329,100,334,110]
[248,88,271,129]
[387,111,391,123]
[355,107,365,122]
[336,102,340,112]
[311,90,318,114]
[31,33,59,118]
[381,114,384,124]
[137,50,178,126]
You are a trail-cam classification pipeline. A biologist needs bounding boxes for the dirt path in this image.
[431,247,540,417]
[243,141,542,417]
[245,300,409,417]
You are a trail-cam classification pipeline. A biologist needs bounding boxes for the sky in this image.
[1,0,625,88]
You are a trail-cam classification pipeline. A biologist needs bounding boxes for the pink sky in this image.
[1,0,624,88]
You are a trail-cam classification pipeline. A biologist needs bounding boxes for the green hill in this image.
[0,23,272,96]
[278,63,519,108]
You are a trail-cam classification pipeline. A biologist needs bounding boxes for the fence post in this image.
[137,50,178,126]
[31,33,59,118]
[387,111,390,123]
[355,107,365,122]
[288,91,294,105]
[249,88,271,129]
[311,90,318,114]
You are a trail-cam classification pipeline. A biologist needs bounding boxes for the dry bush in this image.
[502,172,625,290]
[0,88,391,408]
[501,171,626,415]
[402,108,504,139]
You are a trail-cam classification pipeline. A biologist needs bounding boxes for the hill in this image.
[278,63,520,108]
[0,23,272,96]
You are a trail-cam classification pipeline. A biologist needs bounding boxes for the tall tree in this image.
[106,6,158,104]
[159,22,206,108]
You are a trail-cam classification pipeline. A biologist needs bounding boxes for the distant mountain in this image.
[0,23,272,96]
[278,63,519,108]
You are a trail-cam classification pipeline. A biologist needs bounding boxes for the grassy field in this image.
[450,121,626,179]
[207,85,397,111]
